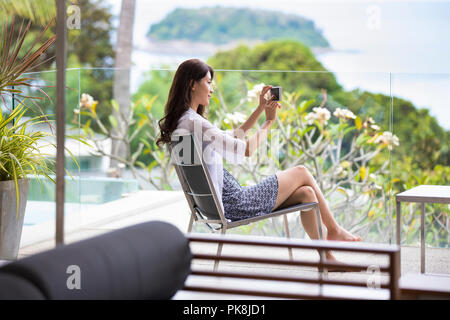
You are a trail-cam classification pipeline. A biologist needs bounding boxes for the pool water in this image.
[24,176,139,226]
[23,201,97,226]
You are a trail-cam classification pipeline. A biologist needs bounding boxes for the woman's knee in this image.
[293,165,313,183]
[297,185,317,202]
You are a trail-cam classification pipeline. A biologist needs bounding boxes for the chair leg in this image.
[187,213,194,233]
[314,205,324,241]
[283,215,294,261]
[214,228,226,271]
[314,205,328,276]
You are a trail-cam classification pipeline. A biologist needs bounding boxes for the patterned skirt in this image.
[222,168,279,221]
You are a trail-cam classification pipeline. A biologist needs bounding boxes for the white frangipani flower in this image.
[333,107,356,120]
[224,111,247,125]
[304,107,331,125]
[80,93,95,109]
[246,83,266,101]
[335,166,348,178]
[363,117,380,130]
[366,117,376,124]
[374,131,400,150]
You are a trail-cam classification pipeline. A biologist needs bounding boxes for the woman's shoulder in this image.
[180,108,212,125]
[179,107,196,120]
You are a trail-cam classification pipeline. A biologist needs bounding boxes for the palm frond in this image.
[0,0,56,26]
[0,16,56,108]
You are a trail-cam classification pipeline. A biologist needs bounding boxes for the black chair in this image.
[169,133,325,271]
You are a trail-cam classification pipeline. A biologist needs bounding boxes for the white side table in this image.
[396,185,450,275]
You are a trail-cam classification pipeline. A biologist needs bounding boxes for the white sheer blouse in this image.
[173,107,246,213]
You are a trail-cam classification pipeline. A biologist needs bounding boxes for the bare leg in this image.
[276,185,336,260]
[277,185,362,273]
[274,165,361,242]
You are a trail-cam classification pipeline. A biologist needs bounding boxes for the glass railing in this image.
[391,73,450,248]
[11,67,448,250]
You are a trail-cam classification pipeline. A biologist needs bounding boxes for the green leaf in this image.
[66,135,93,148]
[145,95,158,112]
[140,138,151,149]
[356,133,370,146]
[297,99,314,114]
[109,115,118,129]
[343,126,355,136]
[297,126,314,138]
[136,161,147,170]
[111,99,120,113]
[147,160,158,172]
[83,119,91,136]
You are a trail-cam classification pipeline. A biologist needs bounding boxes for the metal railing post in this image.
[55,0,67,246]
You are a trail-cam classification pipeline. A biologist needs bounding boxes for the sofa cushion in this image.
[0,273,45,300]
[0,221,191,300]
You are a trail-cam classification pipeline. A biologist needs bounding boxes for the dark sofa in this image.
[0,221,192,300]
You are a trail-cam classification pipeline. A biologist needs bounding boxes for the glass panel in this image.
[392,73,450,249]
[205,70,393,243]
[18,67,448,252]
[20,68,83,247]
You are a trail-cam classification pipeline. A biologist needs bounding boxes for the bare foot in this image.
[317,251,354,273]
[326,226,362,242]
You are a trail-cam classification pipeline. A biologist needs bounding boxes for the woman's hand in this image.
[258,85,281,123]
[264,99,281,123]
[258,85,272,110]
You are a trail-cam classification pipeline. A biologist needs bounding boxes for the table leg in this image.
[421,202,425,274]
[396,201,401,245]
[396,200,401,276]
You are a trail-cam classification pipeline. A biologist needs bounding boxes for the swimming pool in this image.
[24,176,140,226]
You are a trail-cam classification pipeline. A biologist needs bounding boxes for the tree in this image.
[147,7,329,48]
[0,0,55,26]
[2,0,115,70]
[207,40,341,94]
[2,0,116,125]
[111,0,136,170]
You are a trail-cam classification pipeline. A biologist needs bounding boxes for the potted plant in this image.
[0,17,56,260]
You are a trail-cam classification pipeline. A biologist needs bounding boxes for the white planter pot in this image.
[0,179,30,260]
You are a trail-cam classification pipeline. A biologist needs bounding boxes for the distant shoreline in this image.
[138,38,358,56]
[135,38,363,59]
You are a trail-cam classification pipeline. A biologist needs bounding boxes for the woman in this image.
[157,59,361,266]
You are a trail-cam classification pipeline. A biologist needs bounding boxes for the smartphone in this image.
[270,86,282,102]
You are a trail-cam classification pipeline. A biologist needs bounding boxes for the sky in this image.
[107,0,450,72]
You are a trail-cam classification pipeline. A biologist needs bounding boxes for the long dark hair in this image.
[156,59,214,147]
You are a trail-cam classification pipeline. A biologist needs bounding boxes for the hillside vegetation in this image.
[147,7,329,48]
[207,40,450,172]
